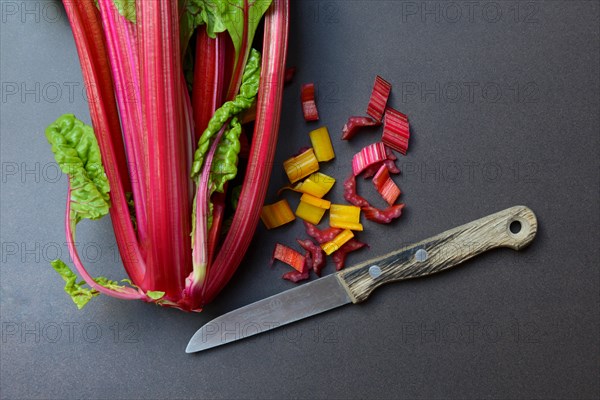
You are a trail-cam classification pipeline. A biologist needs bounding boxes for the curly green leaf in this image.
[51,259,130,309]
[210,117,242,193]
[180,0,227,54]
[190,48,261,180]
[94,0,136,23]
[146,291,166,300]
[111,0,136,23]
[45,114,110,224]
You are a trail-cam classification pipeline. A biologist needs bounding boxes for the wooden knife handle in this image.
[336,205,538,303]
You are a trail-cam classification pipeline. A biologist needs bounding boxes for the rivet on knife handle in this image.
[336,205,538,303]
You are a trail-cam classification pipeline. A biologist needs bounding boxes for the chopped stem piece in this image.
[297,239,326,276]
[295,194,330,225]
[283,251,311,282]
[283,148,320,183]
[261,199,295,229]
[309,127,335,162]
[330,204,363,231]
[363,147,401,178]
[300,193,331,209]
[341,116,381,140]
[278,172,335,198]
[332,239,367,270]
[343,175,370,207]
[272,243,305,272]
[352,142,387,176]
[382,108,410,155]
[366,75,392,122]
[303,221,343,244]
[373,164,401,206]
[321,229,354,256]
[301,83,319,121]
[362,204,405,224]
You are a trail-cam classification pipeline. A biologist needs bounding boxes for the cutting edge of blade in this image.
[185,274,351,353]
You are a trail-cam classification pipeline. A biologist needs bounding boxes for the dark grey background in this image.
[1,1,599,399]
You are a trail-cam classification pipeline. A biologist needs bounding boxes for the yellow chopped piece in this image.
[283,148,320,183]
[260,199,295,229]
[309,127,335,162]
[296,201,327,225]
[321,229,354,255]
[300,193,331,209]
[295,194,330,225]
[335,222,364,231]
[330,204,363,231]
[296,172,335,198]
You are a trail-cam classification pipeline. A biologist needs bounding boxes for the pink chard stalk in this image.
[45,0,289,311]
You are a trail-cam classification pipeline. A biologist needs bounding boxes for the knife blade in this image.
[186,205,537,353]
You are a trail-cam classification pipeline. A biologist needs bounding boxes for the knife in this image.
[186,205,537,353]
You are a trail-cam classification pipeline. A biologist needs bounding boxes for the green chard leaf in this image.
[51,259,99,309]
[191,48,261,180]
[180,0,227,54]
[94,0,136,23]
[219,0,272,60]
[179,0,272,68]
[146,291,166,300]
[45,114,110,224]
[94,276,130,291]
[51,260,130,309]
[111,0,136,23]
[210,117,242,193]
[46,116,131,309]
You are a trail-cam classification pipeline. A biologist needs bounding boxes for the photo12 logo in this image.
[399,160,539,184]
[1,321,140,344]
[400,1,541,24]
[398,318,542,345]
[398,81,540,104]
[198,321,340,345]
[0,81,143,105]
[1,1,68,25]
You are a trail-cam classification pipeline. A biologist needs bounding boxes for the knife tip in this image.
[185,333,200,354]
[185,330,215,354]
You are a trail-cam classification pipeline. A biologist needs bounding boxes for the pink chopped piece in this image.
[372,164,401,206]
[303,221,343,244]
[332,239,367,271]
[341,116,381,140]
[297,239,327,276]
[343,175,370,207]
[352,142,387,176]
[382,107,410,155]
[362,204,405,224]
[366,75,392,122]
[301,83,319,121]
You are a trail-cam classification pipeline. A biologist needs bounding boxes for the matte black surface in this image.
[1,1,598,399]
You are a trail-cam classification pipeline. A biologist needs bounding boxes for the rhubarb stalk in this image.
[138,0,192,298]
[98,0,148,244]
[203,0,290,304]
[62,0,144,285]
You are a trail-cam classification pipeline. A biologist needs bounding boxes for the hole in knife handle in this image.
[502,206,537,250]
[509,220,522,234]
[507,217,528,240]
